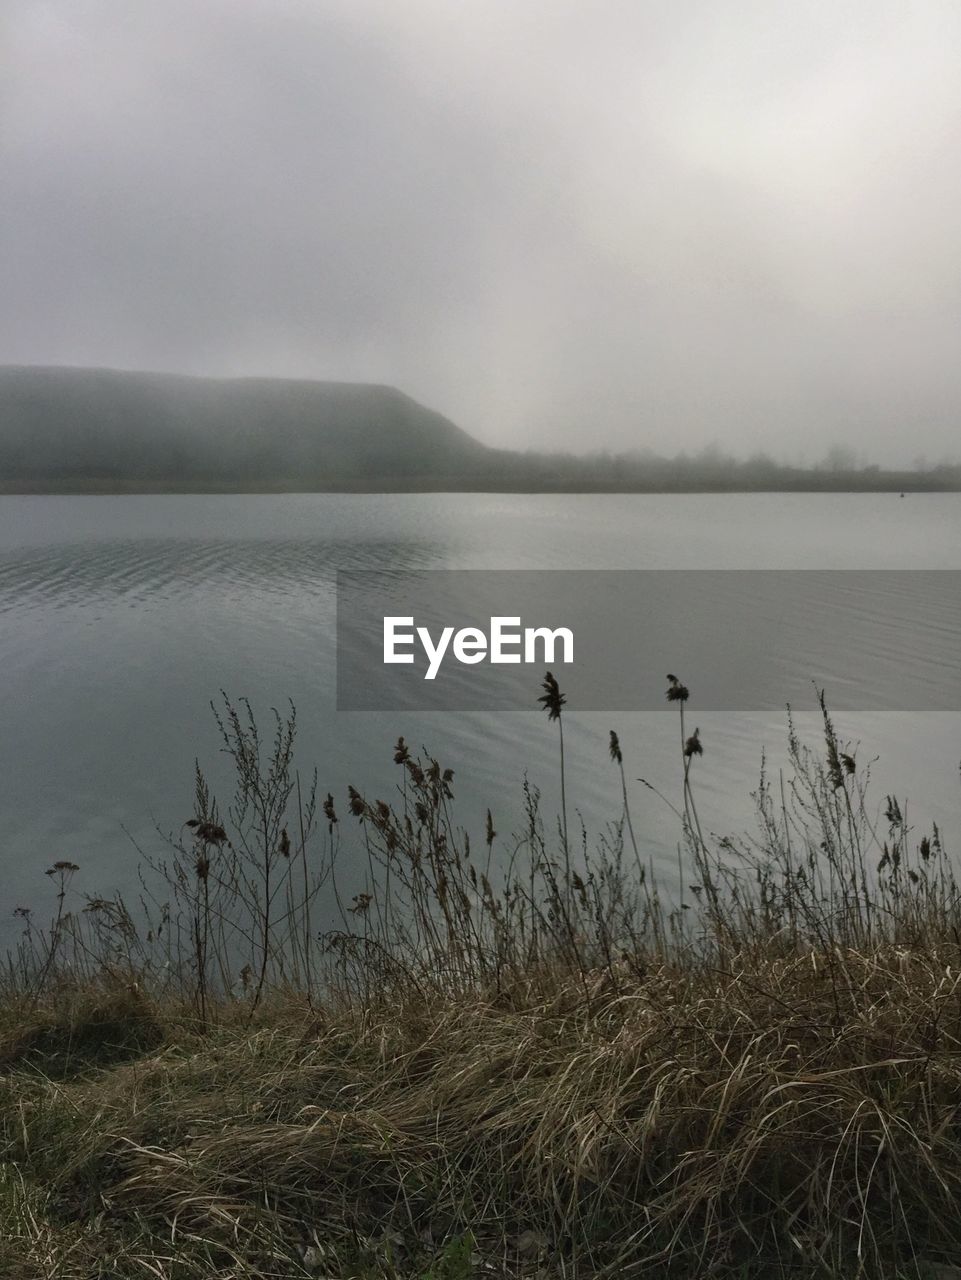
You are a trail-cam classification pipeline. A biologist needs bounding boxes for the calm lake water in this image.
[2,492,960,940]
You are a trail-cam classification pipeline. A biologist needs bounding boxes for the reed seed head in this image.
[538,671,566,721]
[485,808,496,847]
[191,821,229,847]
[666,674,690,703]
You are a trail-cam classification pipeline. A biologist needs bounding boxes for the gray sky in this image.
[3,0,961,464]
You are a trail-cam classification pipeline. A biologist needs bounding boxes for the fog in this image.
[3,1,961,465]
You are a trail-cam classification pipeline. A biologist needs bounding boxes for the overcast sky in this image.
[3,1,961,463]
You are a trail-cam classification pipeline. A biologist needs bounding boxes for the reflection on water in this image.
[2,492,961,944]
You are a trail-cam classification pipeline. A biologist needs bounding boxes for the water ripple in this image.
[0,537,445,613]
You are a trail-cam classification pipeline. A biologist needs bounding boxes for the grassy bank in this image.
[3,684,961,1278]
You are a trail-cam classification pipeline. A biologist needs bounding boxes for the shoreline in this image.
[1,478,959,495]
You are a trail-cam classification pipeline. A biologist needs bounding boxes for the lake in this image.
[2,492,960,942]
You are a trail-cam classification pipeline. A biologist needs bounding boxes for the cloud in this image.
[3,0,961,463]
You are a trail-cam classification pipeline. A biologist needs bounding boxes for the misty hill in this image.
[1,365,959,493]
[0,366,499,491]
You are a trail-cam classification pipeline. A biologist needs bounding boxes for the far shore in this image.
[1,473,959,495]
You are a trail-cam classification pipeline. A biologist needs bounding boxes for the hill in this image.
[0,365,499,491]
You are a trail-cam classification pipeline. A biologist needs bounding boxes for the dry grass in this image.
[3,683,961,1278]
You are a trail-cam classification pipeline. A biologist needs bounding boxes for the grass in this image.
[2,680,961,1278]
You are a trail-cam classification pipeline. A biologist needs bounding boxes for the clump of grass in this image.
[0,982,162,1078]
[3,678,961,1277]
